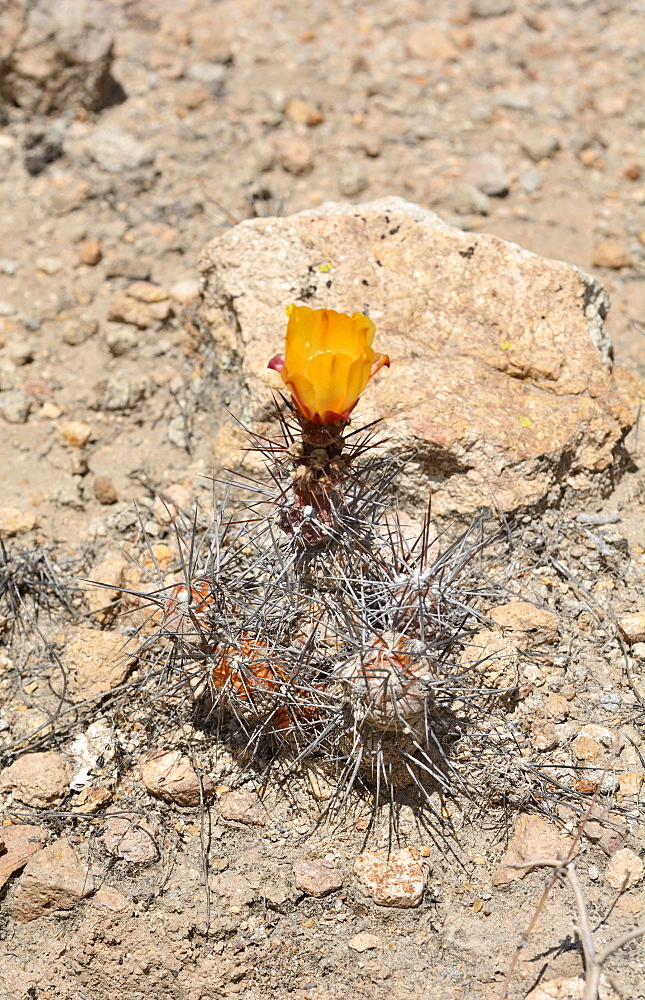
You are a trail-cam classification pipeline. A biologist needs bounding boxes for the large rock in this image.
[9,838,94,921]
[0,0,115,115]
[0,751,72,807]
[198,197,637,521]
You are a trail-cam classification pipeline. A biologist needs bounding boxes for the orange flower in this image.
[268,305,390,425]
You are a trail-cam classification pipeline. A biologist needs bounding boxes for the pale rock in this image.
[274,134,314,175]
[100,813,158,863]
[0,752,72,807]
[61,317,98,345]
[198,197,636,522]
[572,733,604,762]
[615,892,643,915]
[520,132,560,162]
[490,601,559,643]
[581,806,628,857]
[90,126,154,173]
[219,789,267,826]
[493,815,574,885]
[139,750,215,807]
[91,885,130,911]
[92,375,148,411]
[0,507,37,536]
[75,786,112,812]
[605,847,644,890]
[0,825,48,890]
[105,324,138,357]
[619,772,643,797]
[354,847,426,907]
[526,976,618,1000]
[338,162,369,198]
[463,152,510,196]
[0,389,31,423]
[348,932,380,952]
[592,241,631,270]
[84,552,137,623]
[64,627,136,701]
[293,859,343,898]
[449,182,490,215]
[55,419,92,447]
[107,295,156,329]
[520,169,543,194]
[125,281,169,303]
[9,838,94,921]
[171,279,200,303]
[152,483,192,523]
[66,720,115,792]
[461,628,521,690]
[617,612,645,644]
[405,26,458,62]
[470,0,515,15]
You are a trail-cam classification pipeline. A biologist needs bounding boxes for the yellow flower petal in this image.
[273,305,388,424]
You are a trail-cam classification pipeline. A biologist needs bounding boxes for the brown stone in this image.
[0,825,48,890]
[572,734,603,761]
[493,815,574,885]
[9,838,94,921]
[354,848,426,907]
[139,750,215,807]
[93,475,118,505]
[0,752,72,807]
[64,627,136,701]
[198,198,636,522]
[78,238,102,265]
[532,720,557,752]
[293,859,343,897]
[100,813,158,863]
[0,0,114,115]
[219,789,267,826]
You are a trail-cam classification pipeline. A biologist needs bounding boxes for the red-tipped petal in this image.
[267,353,285,372]
[370,352,390,377]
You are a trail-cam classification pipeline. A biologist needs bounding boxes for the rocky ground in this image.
[1,1,645,999]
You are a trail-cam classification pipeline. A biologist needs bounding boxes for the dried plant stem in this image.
[499,855,644,1000]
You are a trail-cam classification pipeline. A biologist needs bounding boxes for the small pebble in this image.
[463,152,510,196]
[592,240,631,269]
[78,239,102,266]
[93,476,118,505]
